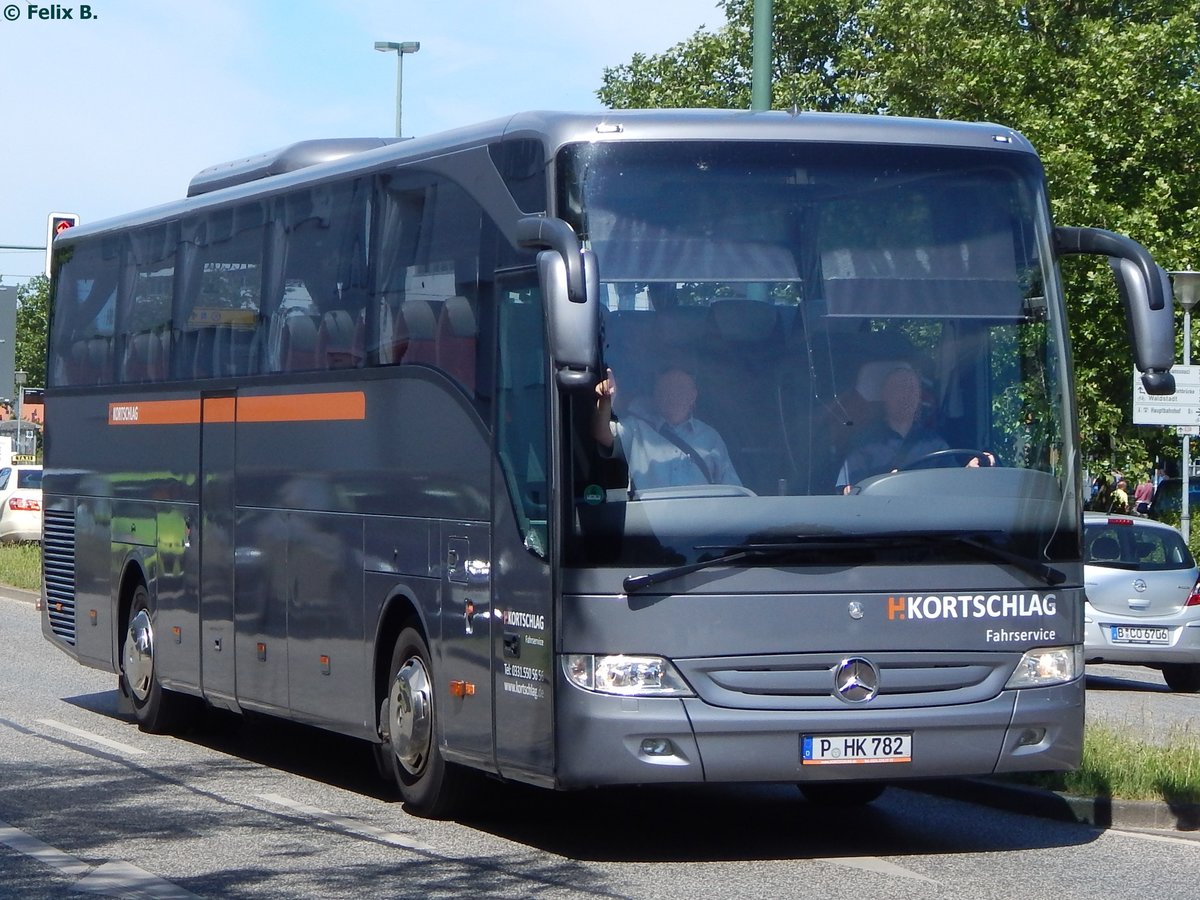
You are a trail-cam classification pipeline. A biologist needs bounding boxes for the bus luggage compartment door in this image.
[199,392,238,708]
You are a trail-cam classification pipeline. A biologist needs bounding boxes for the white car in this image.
[1083,512,1200,692]
[0,464,43,543]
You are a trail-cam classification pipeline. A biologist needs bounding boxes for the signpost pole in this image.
[1170,271,1200,543]
[1185,307,1192,541]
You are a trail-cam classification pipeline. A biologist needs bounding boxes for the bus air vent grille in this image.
[42,509,77,646]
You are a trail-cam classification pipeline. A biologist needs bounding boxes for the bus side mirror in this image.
[1055,226,1175,396]
[518,216,599,390]
[537,248,599,390]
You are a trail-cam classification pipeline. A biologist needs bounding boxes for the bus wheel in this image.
[378,626,465,818]
[120,583,191,734]
[799,782,887,806]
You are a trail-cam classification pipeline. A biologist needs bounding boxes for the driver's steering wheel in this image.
[896,448,996,472]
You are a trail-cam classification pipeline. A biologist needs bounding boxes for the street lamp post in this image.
[13,369,25,457]
[374,40,420,138]
[1170,271,1200,542]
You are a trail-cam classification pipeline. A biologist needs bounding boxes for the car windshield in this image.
[1084,521,1193,571]
[559,140,1076,568]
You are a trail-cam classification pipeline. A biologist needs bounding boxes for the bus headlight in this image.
[564,654,694,697]
[1004,645,1083,689]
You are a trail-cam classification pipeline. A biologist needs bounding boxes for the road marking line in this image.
[36,719,147,756]
[0,820,199,898]
[824,856,940,884]
[0,821,91,877]
[1106,828,1200,847]
[75,859,202,898]
[257,793,433,852]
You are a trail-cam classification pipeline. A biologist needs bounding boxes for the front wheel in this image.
[1161,663,1200,693]
[375,626,468,818]
[120,583,197,733]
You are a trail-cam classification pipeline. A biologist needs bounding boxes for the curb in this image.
[1,584,41,606]
[911,777,1200,833]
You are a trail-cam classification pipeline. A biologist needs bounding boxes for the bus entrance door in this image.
[439,526,494,767]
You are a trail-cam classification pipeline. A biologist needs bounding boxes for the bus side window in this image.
[178,203,266,379]
[119,224,177,384]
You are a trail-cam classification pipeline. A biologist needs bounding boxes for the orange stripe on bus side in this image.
[108,399,201,426]
[236,391,366,423]
[108,391,365,425]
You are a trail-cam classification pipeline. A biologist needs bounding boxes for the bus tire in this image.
[120,582,194,734]
[377,626,467,818]
[799,782,887,806]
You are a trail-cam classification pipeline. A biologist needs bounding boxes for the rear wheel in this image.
[375,626,468,818]
[1161,663,1200,693]
[799,782,887,806]
[120,583,197,733]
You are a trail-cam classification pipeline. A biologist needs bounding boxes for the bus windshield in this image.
[559,140,1075,569]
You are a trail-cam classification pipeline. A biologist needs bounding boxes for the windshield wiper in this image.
[934,533,1066,587]
[621,531,1066,594]
[623,545,791,593]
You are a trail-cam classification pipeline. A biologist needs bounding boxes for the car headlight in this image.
[563,654,694,697]
[1004,645,1083,689]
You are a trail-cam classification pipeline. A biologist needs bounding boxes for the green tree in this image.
[599,0,1200,479]
[15,275,49,389]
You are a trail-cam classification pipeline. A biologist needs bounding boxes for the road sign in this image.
[1133,365,1200,426]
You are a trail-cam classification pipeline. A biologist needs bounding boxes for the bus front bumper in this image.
[553,676,1083,789]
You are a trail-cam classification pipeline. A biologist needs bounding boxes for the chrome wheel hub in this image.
[388,656,432,776]
[123,609,154,702]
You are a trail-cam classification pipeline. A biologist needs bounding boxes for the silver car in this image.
[1083,512,1200,692]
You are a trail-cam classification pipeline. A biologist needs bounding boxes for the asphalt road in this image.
[2,588,1198,899]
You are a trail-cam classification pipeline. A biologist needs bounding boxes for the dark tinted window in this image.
[49,239,121,387]
[16,469,43,489]
[489,138,547,214]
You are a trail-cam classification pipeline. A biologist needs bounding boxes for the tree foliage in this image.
[599,0,1200,477]
[15,275,49,390]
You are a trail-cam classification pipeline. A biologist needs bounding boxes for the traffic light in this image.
[49,213,79,238]
[45,211,79,278]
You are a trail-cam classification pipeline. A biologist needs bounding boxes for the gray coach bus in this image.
[42,110,1175,816]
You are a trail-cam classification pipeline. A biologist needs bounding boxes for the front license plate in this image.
[802,733,912,765]
[1109,625,1171,644]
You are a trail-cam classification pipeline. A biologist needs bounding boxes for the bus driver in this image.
[593,366,742,490]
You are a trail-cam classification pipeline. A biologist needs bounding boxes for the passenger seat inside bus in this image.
[697,299,791,495]
[436,296,477,390]
[211,325,258,377]
[122,330,167,382]
[279,315,319,371]
[398,299,439,366]
[317,309,360,369]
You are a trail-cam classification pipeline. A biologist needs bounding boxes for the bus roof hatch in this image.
[187,137,401,197]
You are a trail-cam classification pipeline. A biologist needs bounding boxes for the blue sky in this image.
[0,0,725,284]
